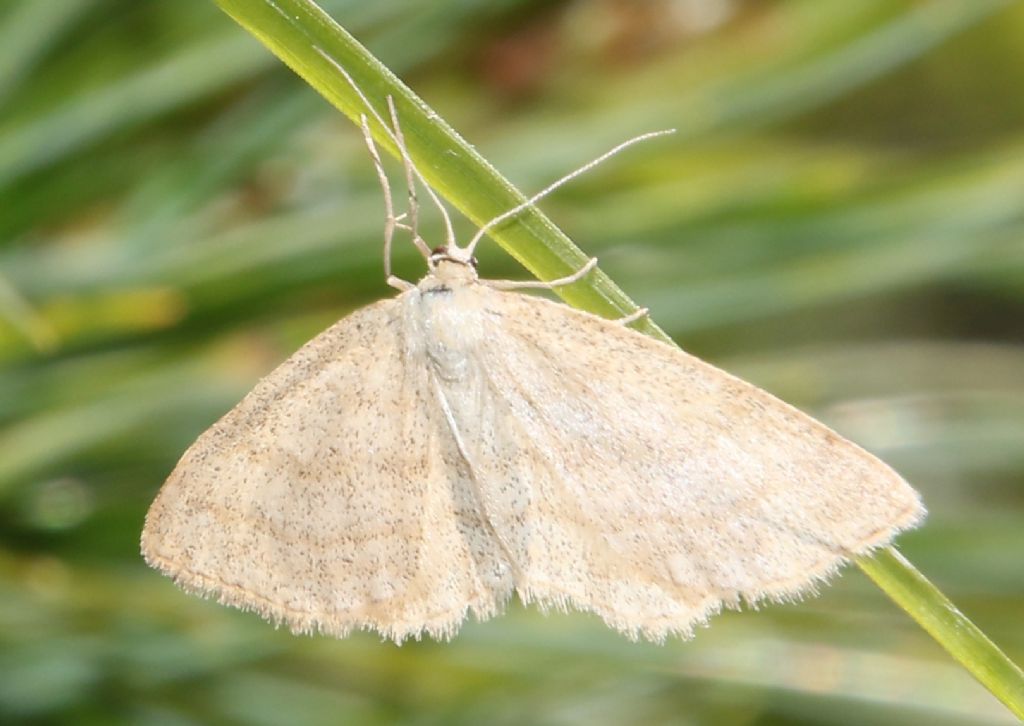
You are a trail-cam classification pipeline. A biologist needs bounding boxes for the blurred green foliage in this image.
[1,1,1022,724]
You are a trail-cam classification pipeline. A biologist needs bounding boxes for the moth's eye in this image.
[431,246,447,256]
[470,256,479,268]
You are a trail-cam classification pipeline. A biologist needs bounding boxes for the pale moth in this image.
[142,83,924,643]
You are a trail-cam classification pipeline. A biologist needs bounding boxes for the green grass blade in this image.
[212,0,1024,717]
[0,0,94,104]
[858,548,1024,720]
[213,0,666,340]
[0,31,271,189]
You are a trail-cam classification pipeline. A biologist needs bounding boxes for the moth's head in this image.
[428,244,478,281]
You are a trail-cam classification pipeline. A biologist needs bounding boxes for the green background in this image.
[1,1,1022,723]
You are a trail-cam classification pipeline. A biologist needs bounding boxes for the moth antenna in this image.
[466,129,676,256]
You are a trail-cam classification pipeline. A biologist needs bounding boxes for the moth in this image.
[142,84,924,644]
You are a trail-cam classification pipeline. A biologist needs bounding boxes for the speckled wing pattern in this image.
[141,299,513,642]
[144,281,923,643]
[435,287,925,641]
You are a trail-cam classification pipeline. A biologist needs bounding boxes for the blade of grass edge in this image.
[213,0,1024,717]
[858,548,1024,719]
[214,0,665,340]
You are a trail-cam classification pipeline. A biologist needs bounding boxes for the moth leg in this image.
[483,257,598,291]
[385,97,459,257]
[387,275,416,292]
[383,99,431,261]
[323,49,441,264]
[615,307,649,326]
[359,114,414,290]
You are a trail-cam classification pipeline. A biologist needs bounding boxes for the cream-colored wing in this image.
[141,298,511,642]
[435,288,924,642]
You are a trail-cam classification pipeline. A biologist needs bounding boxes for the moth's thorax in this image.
[405,263,490,383]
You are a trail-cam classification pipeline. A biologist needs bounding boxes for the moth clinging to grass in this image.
[141,68,925,643]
